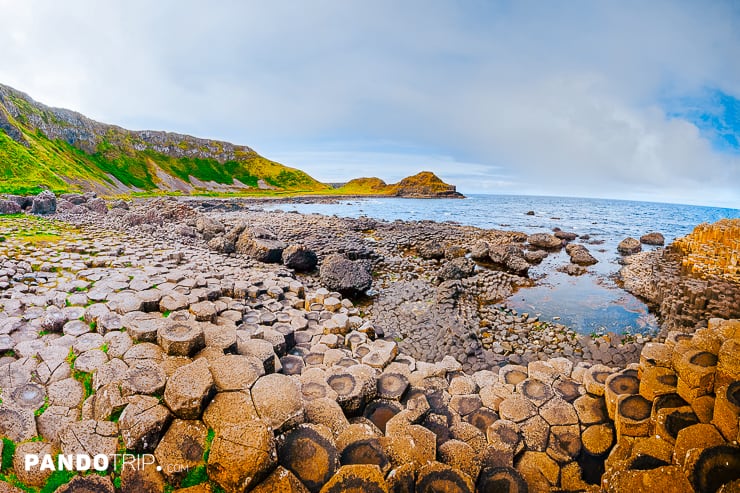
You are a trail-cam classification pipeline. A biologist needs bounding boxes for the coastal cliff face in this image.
[621,219,740,334]
[337,171,464,198]
[0,83,327,195]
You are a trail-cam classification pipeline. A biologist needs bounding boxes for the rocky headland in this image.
[0,191,737,492]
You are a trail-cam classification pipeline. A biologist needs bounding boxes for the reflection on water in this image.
[507,268,659,335]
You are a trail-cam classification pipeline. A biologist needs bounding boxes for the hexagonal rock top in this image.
[157,319,205,356]
[208,420,277,492]
[252,373,305,433]
[164,358,215,419]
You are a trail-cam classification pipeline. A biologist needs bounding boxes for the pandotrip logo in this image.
[23,453,178,473]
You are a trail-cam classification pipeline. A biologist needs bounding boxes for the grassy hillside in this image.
[0,84,328,196]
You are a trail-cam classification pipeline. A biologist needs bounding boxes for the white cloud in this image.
[0,0,738,206]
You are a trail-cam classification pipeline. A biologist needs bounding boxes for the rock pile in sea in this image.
[621,220,740,335]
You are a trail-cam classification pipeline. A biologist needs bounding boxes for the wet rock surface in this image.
[0,194,736,491]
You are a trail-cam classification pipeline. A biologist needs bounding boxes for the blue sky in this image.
[1,0,739,207]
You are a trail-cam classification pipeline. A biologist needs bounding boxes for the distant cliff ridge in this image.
[0,83,461,198]
[336,172,464,198]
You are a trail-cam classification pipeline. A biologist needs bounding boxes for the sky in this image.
[1,0,739,207]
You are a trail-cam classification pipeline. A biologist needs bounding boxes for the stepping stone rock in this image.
[203,390,260,432]
[252,373,304,432]
[59,419,118,458]
[154,419,209,485]
[319,464,389,493]
[251,466,310,493]
[119,395,172,452]
[278,423,339,492]
[158,320,205,356]
[164,358,214,419]
[121,359,167,397]
[208,420,277,492]
[0,405,37,442]
[54,475,115,493]
[209,354,264,391]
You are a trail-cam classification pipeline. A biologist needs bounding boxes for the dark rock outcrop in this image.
[319,254,373,296]
[282,245,318,272]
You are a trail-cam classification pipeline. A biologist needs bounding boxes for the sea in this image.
[262,195,740,336]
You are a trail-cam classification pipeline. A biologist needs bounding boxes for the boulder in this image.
[617,237,641,255]
[283,244,319,272]
[319,254,372,296]
[566,244,598,266]
[30,190,56,214]
[86,197,108,214]
[527,233,563,250]
[640,232,665,245]
[418,240,445,259]
[438,257,476,281]
[6,195,32,209]
[236,227,287,263]
[554,229,578,241]
[489,245,530,276]
[195,216,225,241]
[0,200,21,215]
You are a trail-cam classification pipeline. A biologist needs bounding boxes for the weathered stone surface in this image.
[319,464,389,493]
[278,423,339,492]
[209,354,264,391]
[12,441,54,487]
[208,420,277,493]
[119,395,172,452]
[154,419,209,485]
[158,320,205,356]
[251,466,310,493]
[59,419,118,458]
[203,390,259,432]
[120,461,166,493]
[252,373,304,432]
[54,475,115,493]
[0,405,37,441]
[164,358,215,419]
[121,359,167,396]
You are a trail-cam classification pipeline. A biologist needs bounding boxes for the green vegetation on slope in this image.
[0,85,328,195]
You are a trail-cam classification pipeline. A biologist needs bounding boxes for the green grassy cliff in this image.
[0,83,328,195]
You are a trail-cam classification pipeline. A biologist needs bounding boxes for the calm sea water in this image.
[263,195,740,335]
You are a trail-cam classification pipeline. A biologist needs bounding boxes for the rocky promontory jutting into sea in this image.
[0,191,737,493]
